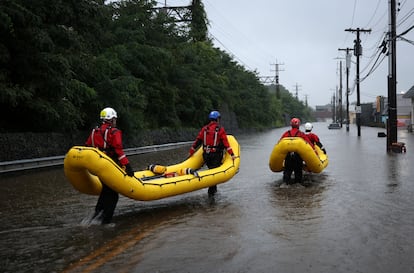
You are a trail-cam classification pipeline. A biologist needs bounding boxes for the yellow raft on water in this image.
[64,135,240,201]
[269,137,328,173]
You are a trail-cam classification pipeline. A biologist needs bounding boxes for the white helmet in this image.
[305,122,313,131]
[100,107,117,120]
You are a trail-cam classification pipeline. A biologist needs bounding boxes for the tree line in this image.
[0,0,314,135]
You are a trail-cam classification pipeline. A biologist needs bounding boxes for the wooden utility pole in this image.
[387,0,398,152]
[331,91,336,122]
[345,27,371,136]
[338,61,343,127]
[339,48,354,132]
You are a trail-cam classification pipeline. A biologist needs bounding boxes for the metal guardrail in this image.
[0,141,192,174]
[0,156,65,174]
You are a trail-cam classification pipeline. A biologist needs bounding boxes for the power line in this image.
[364,0,382,29]
[360,53,387,83]
[209,33,253,70]
[398,36,414,45]
[398,24,414,36]
[203,0,277,76]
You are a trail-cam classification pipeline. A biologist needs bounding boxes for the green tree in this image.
[190,0,208,42]
[0,0,315,135]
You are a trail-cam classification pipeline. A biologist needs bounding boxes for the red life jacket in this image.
[90,125,119,152]
[287,129,300,137]
[86,123,129,165]
[281,128,314,147]
[202,123,221,153]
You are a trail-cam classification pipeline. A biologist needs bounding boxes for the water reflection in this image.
[61,199,201,273]
[2,125,414,273]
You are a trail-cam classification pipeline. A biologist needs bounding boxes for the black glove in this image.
[322,148,327,154]
[125,163,134,177]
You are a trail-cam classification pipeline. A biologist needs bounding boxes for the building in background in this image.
[314,105,332,122]
[376,91,412,128]
[315,90,412,128]
[397,92,411,127]
[402,85,414,130]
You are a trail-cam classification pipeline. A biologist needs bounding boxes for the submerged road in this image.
[1,123,414,273]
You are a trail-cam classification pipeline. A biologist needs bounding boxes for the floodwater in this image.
[1,123,414,273]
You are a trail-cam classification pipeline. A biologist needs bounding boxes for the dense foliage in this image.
[0,0,314,134]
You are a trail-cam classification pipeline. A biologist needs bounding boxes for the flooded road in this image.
[1,123,414,273]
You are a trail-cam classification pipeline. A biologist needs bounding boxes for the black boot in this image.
[208,185,217,196]
[283,169,292,184]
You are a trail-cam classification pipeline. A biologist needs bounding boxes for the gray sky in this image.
[163,1,414,108]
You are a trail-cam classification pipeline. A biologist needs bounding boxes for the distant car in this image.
[328,123,341,129]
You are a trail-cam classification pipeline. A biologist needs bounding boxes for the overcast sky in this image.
[161,0,414,108]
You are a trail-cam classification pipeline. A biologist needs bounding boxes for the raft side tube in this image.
[64,135,240,201]
[269,137,328,173]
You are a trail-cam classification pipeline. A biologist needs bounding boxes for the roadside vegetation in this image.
[0,0,314,137]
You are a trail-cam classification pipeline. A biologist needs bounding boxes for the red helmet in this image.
[290,118,300,128]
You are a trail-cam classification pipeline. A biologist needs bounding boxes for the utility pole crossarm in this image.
[151,5,192,22]
[259,76,276,85]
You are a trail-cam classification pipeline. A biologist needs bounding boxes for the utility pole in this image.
[338,61,343,127]
[271,60,284,98]
[387,0,398,152]
[293,83,301,99]
[331,91,336,122]
[345,28,371,136]
[339,48,354,132]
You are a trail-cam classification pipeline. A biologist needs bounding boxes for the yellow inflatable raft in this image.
[269,137,328,173]
[64,135,240,201]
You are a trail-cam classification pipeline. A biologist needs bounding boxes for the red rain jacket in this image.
[280,128,313,147]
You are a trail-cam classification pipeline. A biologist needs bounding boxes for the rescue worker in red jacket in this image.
[189,110,236,195]
[304,122,326,154]
[85,107,134,224]
[280,118,312,184]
